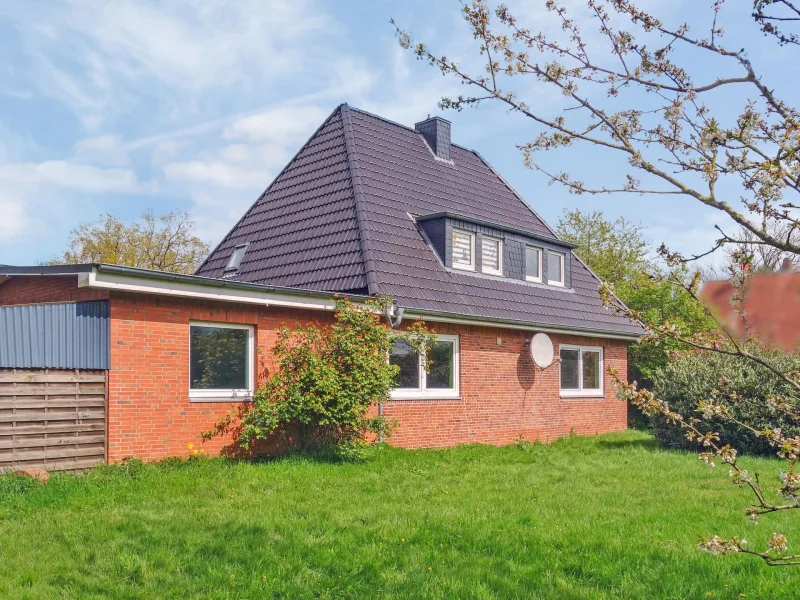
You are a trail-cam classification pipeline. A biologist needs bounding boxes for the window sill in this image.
[452,263,475,272]
[390,391,460,401]
[190,393,253,403]
[560,391,604,399]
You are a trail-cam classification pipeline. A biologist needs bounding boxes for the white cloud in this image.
[223,106,330,143]
[0,161,139,193]
[3,0,339,128]
[73,134,123,154]
[164,161,267,189]
[165,103,331,189]
[0,199,27,239]
[73,134,129,167]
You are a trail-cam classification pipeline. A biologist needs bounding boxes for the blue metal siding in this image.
[0,301,110,369]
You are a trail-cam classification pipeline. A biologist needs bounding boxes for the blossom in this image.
[767,532,788,553]
[698,535,743,556]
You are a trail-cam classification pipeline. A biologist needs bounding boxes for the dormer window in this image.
[481,236,503,276]
[452,229,475,271]
[225,243,249,274]
[547,250,565,287]
[525,246,542,283]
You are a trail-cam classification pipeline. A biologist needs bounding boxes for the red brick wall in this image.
[106,292,627,462]
[384,323,627,448]
[0,277,628,461]
[107,292,330,462]
[0,275,108,305]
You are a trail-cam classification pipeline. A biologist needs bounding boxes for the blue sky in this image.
[0,0,796,268]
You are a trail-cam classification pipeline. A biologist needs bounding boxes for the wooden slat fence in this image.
[0,369,107,472]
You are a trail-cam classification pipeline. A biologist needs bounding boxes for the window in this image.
[225,243,249,273]
[189,322,254,401]
[560,345,603,397]
[481,236,503,276]
[390,334,459,399]
[452,229,475,271]
[547,250,565,286]
[525,246,542,282]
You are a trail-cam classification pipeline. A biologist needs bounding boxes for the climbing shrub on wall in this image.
[206,297,432,461]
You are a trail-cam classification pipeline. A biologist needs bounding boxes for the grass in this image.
[0,431,798,599]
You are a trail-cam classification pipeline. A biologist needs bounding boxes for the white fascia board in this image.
[402,310,641,341]
[79,269,342,312]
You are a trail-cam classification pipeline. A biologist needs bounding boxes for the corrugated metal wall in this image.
[0,301,110,369]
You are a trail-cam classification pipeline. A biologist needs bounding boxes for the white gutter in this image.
[78,269,343,312]
[72,266,634,339]
[402,310,641,341]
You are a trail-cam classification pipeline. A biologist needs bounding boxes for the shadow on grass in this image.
[597,437,660,451]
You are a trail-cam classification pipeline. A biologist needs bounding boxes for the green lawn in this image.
[1,431,798,599]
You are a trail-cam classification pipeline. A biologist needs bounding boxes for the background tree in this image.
[557,209,714,387]
[555,209,647,287]
[396,0,800,565]
[723,222,799,274]
[46,210,209,274]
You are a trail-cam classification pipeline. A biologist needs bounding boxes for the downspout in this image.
[381,303,405,443]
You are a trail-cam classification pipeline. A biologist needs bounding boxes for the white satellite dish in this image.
[530,333,554,368]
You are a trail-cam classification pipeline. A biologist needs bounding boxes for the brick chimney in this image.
[415,116,452,161]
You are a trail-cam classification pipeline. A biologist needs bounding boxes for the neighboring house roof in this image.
[195,104,643,338]
[701,271,800,351]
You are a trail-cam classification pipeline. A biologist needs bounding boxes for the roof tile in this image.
[196,104,642,336]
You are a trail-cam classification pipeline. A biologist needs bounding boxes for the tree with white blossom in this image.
[396,0,800,565]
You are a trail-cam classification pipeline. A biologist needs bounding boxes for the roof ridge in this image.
[347,107,567,241]
[340,104,381,296]
[346,104,476,153]
[194,104,348,276]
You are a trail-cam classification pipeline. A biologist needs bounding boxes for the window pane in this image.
[226,245,247,271]
[582,350,601,390]
[453,230,473,268]
[560,349,580,389]
[526,246,540,279]
[548,251,564,283]
[190,326,249,390]
[390,339,420,388]
[427,341,454,389]
[482,238,501,272]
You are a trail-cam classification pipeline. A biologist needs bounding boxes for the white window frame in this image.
[559,344,604,398]
[390,334,460,400]
[525,245,543,283]
[452,229,476,272]
[547,250,566,287]
[481,235,504,276]
[189,321,255,402]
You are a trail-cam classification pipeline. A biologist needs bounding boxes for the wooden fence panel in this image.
[0,368,107,472]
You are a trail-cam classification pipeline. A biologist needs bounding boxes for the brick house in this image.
[0,105,642,465]
[700,261,800,352]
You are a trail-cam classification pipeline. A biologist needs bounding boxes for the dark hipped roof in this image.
[196,104,643,337]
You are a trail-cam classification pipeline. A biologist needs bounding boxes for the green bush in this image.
[206,297,432,461]
[651,345,800,455]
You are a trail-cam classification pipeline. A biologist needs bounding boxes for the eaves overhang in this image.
[0,264,369,312]
[401,306,645,341]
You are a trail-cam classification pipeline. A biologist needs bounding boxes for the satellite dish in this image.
[530,333,554,368]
